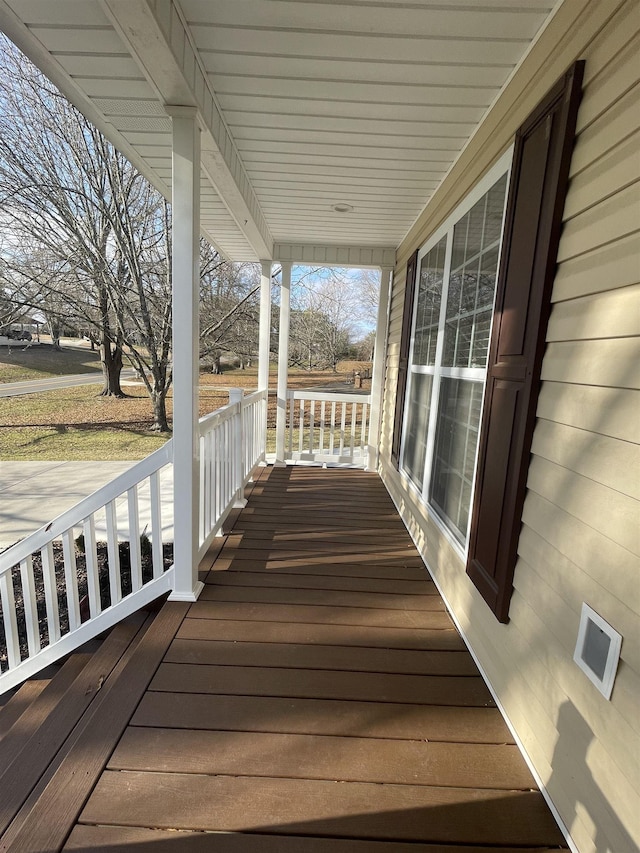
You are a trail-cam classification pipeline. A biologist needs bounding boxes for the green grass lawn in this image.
[0,341,101,383]
[0,361,370,461]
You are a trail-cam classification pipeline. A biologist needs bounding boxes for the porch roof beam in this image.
[101,0,273,261]
[273,243,396,270]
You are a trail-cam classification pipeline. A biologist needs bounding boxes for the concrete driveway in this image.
[0,461,174,551]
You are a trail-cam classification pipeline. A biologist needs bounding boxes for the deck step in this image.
[0,602,188,853]
[0,613,151,844]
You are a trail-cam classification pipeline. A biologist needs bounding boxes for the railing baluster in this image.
[0,570,20,669]
[287,393,294,454]
[298,400,304,453]
[62,529,80,632]
[127,487,142,592]
[105,500,121,605]
[340,403,347,456]
[329,402,336,455]
[41,542,61,644]
[350,402,357,458]
[319,401,326,453]
[200,437,207,546]
[20,556,40,656]
[150,471,163,579]
[309,401,315,453]
[361,402,369,460]
[83,516,100,619]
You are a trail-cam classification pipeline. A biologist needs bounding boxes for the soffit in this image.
[0,0,556,263]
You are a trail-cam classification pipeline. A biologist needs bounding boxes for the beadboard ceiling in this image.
[0,0,556,262]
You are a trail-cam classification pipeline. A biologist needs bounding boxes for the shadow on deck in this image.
[0,465,566,851]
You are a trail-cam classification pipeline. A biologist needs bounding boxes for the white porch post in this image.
[258,261,272,463]
[275,261,292,465]
[367,266,394,471]
[167,106,203,602]
[258,261,272,393]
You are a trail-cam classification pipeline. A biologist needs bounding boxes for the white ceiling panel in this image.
[1,0,556,260]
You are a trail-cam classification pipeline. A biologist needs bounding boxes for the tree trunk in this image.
[99,336,125,397]
[150,390,170,432]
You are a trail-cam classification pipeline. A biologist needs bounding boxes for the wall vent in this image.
[573,603,622,700]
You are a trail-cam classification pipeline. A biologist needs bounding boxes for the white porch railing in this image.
[0,441,174,693]
[285,389,371,467]
[0,388,267,694]
[198,388,266,557]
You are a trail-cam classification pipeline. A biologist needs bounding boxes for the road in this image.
[0,369,138,397]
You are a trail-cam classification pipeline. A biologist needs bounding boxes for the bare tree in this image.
[289,268,360,371]
[0,35,174,429]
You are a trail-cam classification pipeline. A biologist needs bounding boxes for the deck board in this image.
[109,726,533,789]
[206,569,436,593]
[80,770,563,846]
[149,662,494,706]
[65,824,561,852]
[164,637,478,675]
[188,599,454,629]
[200,584,445,610]
[33,464,564,851]
[130,692,514,743]
[177,616,466,650]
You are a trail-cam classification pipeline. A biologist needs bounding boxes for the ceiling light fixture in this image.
[331,203,353,213]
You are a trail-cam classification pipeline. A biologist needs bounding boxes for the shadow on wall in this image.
[550,701,638,852]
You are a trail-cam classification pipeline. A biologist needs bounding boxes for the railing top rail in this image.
[242,389,267,406]
[198,388,267,435]
[0,439,173,574]
[198,400,238,435]
[287,389,371,403]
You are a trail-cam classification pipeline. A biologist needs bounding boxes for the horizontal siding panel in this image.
[578,0,640,89]
[563,131,640,218]
[575,33,640,132]
[517,526,640,672]
[516,525,640,672]
[547,283,640,341]
[556,181,640,261]
[541,338,640,388]
[522,491,638,602]
[570,83,640,177]
[551,231,640,301]
[526,455,639,554]
[531,419,640,499]
[508,588,640,749]
[536,382,638,443]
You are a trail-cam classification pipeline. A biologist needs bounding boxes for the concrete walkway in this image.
[0,461,174,551]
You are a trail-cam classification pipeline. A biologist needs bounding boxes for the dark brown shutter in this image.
[466,61,584,622]
[391,250,418,466]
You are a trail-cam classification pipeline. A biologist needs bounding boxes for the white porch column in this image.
[275,261,292,465]
[258,261,272,393]
[367,266,394,471]
[167,106,203,602]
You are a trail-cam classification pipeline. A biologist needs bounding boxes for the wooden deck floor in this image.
[1,466,567,851]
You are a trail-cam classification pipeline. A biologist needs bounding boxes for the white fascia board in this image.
[101,0,273,260]
[273,243,396,269]
[0,0,171,201]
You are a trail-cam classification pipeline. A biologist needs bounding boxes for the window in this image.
[393,63,583,622]
[399,157,510,547]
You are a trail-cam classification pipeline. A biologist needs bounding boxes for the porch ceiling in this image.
[0,0,556,263]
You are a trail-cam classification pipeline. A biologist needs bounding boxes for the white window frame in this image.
[400,149,513,553]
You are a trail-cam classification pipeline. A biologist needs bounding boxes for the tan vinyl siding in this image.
[379,1,640,851]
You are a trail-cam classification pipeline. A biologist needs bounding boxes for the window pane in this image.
[430,378,483,543]
[402,373,433,489]
[413,238,446,366]
[442,174,507,368]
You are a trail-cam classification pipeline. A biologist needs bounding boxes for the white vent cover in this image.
[574,603,622,700]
